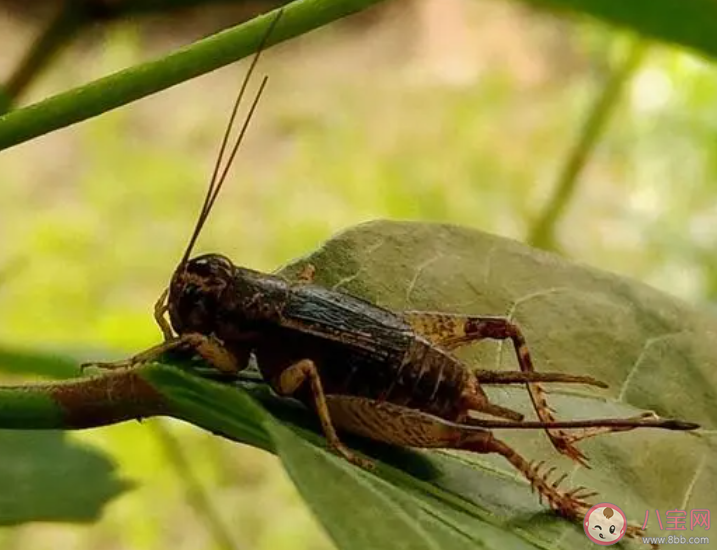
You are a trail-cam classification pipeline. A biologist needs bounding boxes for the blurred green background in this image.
[1,0,716,548]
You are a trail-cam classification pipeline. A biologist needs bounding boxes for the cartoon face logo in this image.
[584,503,627,545]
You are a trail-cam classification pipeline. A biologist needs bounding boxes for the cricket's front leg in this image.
[153,287,174,341]
[404,311,594,466]
[81,333,243,374]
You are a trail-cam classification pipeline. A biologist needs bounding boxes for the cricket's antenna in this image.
[178,9,283,269]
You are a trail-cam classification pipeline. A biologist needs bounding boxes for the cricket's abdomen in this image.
[254,327,470,420]
[387,337,470,418]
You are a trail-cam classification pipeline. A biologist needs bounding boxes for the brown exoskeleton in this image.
[84,10,699,542]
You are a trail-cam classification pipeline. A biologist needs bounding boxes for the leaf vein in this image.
[679,452,707,510]
[405,252,443,306]
[617,331,686,402]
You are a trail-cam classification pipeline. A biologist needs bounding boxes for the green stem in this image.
[527,39,647,250]
[0,0,387,151]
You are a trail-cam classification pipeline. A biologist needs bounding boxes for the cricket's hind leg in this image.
[323,395,610,527]
[404,311,606,466]
[323,396,688,542]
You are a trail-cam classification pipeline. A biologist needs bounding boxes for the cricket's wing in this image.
[281,283,413,361]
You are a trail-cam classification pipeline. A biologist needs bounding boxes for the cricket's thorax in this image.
[167,254,289,337]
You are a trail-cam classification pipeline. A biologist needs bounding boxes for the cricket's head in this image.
[168,254,235,334]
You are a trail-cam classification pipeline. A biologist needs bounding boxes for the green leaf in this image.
[0,430,130,525]
[272,220,715,549]
[523,0,717,60]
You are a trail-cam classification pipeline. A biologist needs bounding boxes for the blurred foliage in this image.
[524,0,717,60]
[1,0,717,549]
[0,431,130,526]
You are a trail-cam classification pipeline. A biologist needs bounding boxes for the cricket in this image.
[83,10,699,542]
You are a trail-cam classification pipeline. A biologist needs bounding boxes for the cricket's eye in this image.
[183,283,201,299]
[609,525,615,534]
[189,259,213,277]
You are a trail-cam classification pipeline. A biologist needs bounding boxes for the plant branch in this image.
[0,364,273,447]
[0,368,166,429]
[0,0,388,151]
